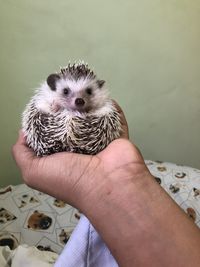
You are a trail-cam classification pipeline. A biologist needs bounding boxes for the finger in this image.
[112,100,129,139]
[17,130,27,145]
[12,130,36,168]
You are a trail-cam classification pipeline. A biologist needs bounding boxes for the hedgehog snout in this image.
[75,98,85,106]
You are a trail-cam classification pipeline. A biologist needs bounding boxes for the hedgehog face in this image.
[47,74,108,113]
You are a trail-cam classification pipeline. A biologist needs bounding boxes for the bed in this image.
[0,160,200,266]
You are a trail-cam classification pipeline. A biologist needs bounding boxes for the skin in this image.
[12,102,200,267]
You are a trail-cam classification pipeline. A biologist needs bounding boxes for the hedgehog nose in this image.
[75,98,85,106]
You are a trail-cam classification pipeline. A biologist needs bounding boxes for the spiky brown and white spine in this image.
[22,99,122,156]
[60,61,96,81]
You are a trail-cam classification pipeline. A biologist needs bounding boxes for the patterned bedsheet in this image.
[146,160,200,226]
[0,160,200,255]
[0,184,80,254]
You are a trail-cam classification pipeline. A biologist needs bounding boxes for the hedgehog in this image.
[22,61,122,156]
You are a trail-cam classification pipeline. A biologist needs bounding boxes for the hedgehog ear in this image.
[97,80,105,88]
[47,74,60,91]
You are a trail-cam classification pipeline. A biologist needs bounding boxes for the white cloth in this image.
[55,215,118,267]
[0,245,58,267]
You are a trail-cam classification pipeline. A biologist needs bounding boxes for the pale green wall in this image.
[0,0,200,186]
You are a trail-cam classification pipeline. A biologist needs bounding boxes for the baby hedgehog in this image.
[22,62,122,156]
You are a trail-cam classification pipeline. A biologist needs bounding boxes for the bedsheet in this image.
[0,183,80,254]
[145,160,200,226]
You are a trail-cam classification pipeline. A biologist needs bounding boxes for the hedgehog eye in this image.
[63,88,70,95]
[86,87,92,95]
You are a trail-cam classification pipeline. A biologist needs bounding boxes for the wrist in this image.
[81,161,152,220]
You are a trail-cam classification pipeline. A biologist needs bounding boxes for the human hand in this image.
[12,102,150,211]
[12,103,200,267]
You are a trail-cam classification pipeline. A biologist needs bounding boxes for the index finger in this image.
[12,130,36,170]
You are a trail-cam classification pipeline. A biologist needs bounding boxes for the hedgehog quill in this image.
[22,62,122,156]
